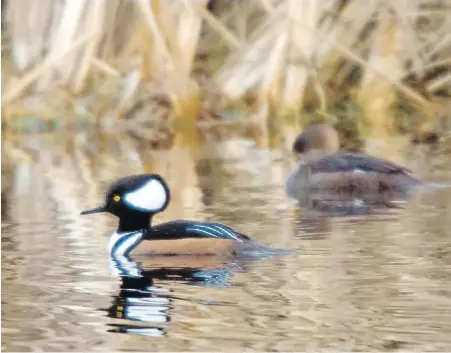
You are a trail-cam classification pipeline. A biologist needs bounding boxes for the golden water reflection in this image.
[2,128,451,351]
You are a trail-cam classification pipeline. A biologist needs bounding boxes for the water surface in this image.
[2,131,451,351]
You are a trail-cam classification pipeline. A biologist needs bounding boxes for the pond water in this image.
[2,129,451,351]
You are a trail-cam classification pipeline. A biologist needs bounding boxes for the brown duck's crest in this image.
[292,124,340,154]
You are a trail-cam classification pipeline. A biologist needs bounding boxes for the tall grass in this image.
[2,0,451,136]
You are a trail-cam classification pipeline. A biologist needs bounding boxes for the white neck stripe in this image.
[108,231,143,257]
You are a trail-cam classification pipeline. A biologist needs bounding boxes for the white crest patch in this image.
[124,179,167,212]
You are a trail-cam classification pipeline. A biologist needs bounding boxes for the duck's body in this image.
[286,151,421,197]
[286,124,422,200]
[108,220,250,257]
[81,174,278,258]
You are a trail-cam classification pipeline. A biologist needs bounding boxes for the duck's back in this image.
[130,220,251,256]
[146,220,250,241]
[310,153,412,175]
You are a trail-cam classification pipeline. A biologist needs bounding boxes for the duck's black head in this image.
[81,174,170,232]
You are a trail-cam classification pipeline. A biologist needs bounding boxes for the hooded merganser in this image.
[285,124,422,200]
[81,174,282,258]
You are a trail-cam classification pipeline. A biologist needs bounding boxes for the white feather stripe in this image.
[108,231,143,256]
[188,224,241,240]
[124,179,167,212]
[108,231,124,254]
[211,224,242,240]
[116,233,141,256]
[188,227,220,238]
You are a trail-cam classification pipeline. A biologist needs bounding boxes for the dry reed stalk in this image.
[136,0,173,73]
[3,0,208,118]
[195,3,241,50]
[174,0,208,117]
[328,0,449,112]
[6,0,55,71]
[2,0,451,129]
[328,38,430,108]
[319,0,379,85]
[72,0,105,93]
[215,0,449,125]
[357,3,405,136]
[215,2,288,99]
[131,0,208,119]
[214,0,372,115]
[2,33,94,104]
[37,0,90,88]
[428,72,451,92]
[98,0,129,60]
[91,58,120,78]
[279,0,319,112]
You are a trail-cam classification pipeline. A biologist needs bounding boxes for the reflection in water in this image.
[106,253,243,338]
[107,274,169,337]
[292,182,451,237]
[2,129,451,351]
[287,189,410,237]
[294,190,411,217]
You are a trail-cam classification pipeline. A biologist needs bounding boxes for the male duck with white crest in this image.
[81,174,291,259]
[285,124,422,202]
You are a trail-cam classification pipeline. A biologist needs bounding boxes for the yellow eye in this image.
[113,195,121,202]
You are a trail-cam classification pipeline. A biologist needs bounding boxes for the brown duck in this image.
[285,124,422,200]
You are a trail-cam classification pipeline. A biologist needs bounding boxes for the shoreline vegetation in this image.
[2,0,451,142]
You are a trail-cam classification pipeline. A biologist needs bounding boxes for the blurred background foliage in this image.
[1,0,451,142]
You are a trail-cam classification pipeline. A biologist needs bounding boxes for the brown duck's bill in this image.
[80,205,108,215]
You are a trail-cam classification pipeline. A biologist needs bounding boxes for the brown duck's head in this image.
[292,124,340,155]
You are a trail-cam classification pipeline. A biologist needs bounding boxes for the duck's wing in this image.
[309,153,414,175]
[184,221,251,242]
[145,220,250,242]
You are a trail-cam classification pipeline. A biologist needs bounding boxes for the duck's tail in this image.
[236,241,295,259]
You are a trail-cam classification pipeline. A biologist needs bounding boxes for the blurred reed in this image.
[2,0,451,137]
